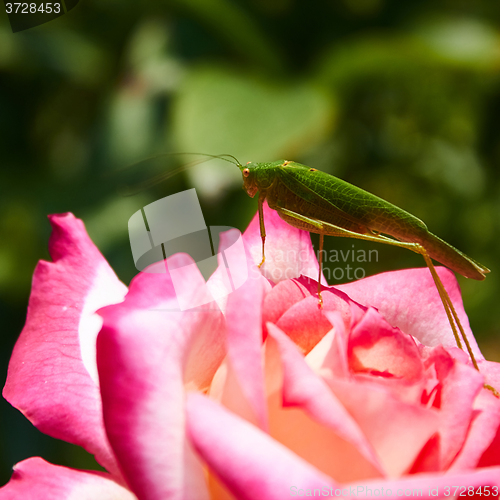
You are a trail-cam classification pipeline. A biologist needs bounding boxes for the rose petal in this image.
[325,376,440,476]
[267,323,383,478]
[412,347,484,472]
[186,393,337,500]
[348,307,424,382]
[435,348,483,469]
[219,242,269,430]
[305,313,349,380]
[336,267,482,359]
[478,360,500,400]
[262,279,314,335]
[97,254,225,500]
[3,213,126,477]
[477,362,500,468]
[451,385,500,470]
[0,457,135,500]
[270,283,352,354]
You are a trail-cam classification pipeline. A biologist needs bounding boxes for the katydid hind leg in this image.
[420,251,499,397]
[276,207,471,332]
[421,252,469,349]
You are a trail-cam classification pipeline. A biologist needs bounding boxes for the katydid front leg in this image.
[258,191,267,268]
[258,194,325,306]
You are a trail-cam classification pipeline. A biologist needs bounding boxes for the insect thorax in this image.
[249,161,282,190]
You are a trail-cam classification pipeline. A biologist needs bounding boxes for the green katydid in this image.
[233,158,496,396]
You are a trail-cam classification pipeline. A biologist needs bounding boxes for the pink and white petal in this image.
[186,394,337,500]
[351,466,500,499]
[0,457,135,500]
[267,323,383,474]
[221,244,269,430]
[435,353,484,469]
[451,386,500,470]
[206,228,271,315]
[326,376,440,477]
[263,332,380,483]
[336,267,482,359]
[262,279,313,335]
[348,308,424,382]
[261,277,327,341]
[243,201,323,284]
[476,361,500,468]
[479,360,500,399]
[479,425,500,468]
[272,289,352,355]
[3,213,126,477]
[307,311,350,378]
[97,254,225,500]
[414,350,484,473]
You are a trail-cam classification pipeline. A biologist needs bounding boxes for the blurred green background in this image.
[1,0,500,485]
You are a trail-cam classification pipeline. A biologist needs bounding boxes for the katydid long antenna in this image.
[112,152,242,196]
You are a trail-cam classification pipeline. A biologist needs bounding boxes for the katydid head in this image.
[238,161,259,198]
[238,160,284,197]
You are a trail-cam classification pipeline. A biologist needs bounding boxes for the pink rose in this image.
[2,206,500,499]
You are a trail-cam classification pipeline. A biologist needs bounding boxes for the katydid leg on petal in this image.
[257,192,267,268]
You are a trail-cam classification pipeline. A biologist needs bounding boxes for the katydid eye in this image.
[243,168,250,177]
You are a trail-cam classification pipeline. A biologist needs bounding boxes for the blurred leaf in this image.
[83,193,152,252]
[0,25,22,68]
[106,88,157,165]
[172,66,336,195]
[316,36,431,89]
[17,28,109,85]
[171,0,282,71]
[316,20,500,91]
[342,0,383,16]
[414,18,500,70]
[125,19,185,94]
[0,201,40,298]
[416,139,485,198]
